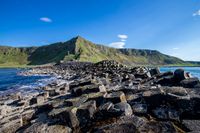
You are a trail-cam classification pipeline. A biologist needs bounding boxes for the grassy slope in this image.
[0,36,197,67]
[75,37,194,66]
[0,46,30,66]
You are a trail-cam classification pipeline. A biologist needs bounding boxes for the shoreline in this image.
[1,60,200,132]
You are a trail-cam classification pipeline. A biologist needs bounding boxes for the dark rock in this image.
[105,91,127,104]
[132,103,147,114]
[150,67,160,76]
[152,107,180,121]
[174,69,189,82]
[76,100,97,127]
[180,77,200,88]
[72,84,104,96]
[138,121,177,133]
[48,107,79,128]
[64,95,88,107]
[69,79,91,90]
[87,92,106,107]
[114,102,133,116]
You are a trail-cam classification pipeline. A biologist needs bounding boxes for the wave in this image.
[0,76,57,97]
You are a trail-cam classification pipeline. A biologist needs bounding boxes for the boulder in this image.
[174,69,189,82]
[180,77,200,88]
[150,67,160,77]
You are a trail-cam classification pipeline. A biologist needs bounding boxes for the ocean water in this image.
[0,68,56,95]
[160,67,200,79]
[0,67,199,95]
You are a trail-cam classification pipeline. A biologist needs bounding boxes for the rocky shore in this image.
[1,60,200,133]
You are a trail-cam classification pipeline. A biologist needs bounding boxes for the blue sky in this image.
[1,0,200,61]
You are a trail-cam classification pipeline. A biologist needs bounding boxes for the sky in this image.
[1,0,200,61]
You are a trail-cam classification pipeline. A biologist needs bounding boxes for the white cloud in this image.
[109,42,125,48]
[109,34,128,48]
[121,39,126,42]
[118,34,128,39]
[193,10,200,16]
[172,47,179,50]
[40,17,52,22]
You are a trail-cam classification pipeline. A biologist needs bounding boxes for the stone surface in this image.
[105,91,127,104]
[1,60,200,132]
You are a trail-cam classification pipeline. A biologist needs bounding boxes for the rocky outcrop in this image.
[1,60,200,133]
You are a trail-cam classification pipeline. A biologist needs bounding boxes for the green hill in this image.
[0,36,194,67]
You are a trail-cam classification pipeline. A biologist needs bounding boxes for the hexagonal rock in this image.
[76,100,97,127]
[48,107,79,129]
[105,91,127,104]
[69,79,92,90]
[72,84,106,96]
[64,95,88,107]
[87,92,107,107]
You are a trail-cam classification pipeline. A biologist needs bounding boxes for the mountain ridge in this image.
[0,36,195,66]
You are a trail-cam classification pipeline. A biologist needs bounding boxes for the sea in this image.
[0,67,200,95]
[0,68,56,96]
